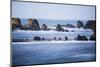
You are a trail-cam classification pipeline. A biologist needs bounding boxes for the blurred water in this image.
[12,41,96,65]
[12,30,93,40]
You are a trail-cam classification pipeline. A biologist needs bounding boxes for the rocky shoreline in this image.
[11,18,96,41]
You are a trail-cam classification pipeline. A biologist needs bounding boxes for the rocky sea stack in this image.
[24,19,40,30]
[11,18,23,30]
[11,18,40,30]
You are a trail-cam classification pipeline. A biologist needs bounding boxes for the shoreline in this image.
[12,40,95,45]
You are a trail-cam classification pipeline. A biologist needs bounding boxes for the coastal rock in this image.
[65,36,68,40]
[77,21,84,28]
[11,18,23,30]
[85,20,96,40]
[33,36,41,41]
[85,20,96,33]
[89,34,96,41]
[41,24,48,30]
[56,24,64,31]
[24,19,40,30]
[75,35,88,41]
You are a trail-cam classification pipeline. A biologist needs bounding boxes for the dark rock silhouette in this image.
[12,38,30,42]
[24,19,40,30]
[85,20,96,33]
[34,36,41,41]
[54,37,57,40]
[41,24,48,30]
[85,20,96,40]
[75,35,88,41]
[77,21,84,28]
[41,37,46,40]
[58,38,62,40]
[65,36,68,40]
[56,24,64,31]
[11,18,23,30]
[90,34,96,41]
[66,24,75,28]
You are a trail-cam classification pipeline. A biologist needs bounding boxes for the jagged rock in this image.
[90,34,96,41]
[11,18,23,30]
[75,35,88,41]
[77,21,84,28]
[56,24,64,31]
[24,19,40,30]
[33,36,41,41]
[66,24,75,28]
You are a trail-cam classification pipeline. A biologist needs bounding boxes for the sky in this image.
[12,1,96,20]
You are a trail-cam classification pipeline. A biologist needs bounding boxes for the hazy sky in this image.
[12,1,96,20]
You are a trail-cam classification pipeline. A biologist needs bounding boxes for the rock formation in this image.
[77,21,84,28]
[85,20,96,40]
[65,36,68,40]
[75,35,88,41]
[85,20,96,33]
[24,19,40,30]
[89,34,96,41]
[41,24,48,30]
[11,18,23,30]
[33,36,41,41]
[56,24,64,31]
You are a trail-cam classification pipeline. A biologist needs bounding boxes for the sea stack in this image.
[11,18,23,30]
[24,19,40,30]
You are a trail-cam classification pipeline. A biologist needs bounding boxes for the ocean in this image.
[12,41,96,65]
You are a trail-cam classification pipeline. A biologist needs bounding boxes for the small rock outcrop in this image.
[65,36,68,40]
[56,24,64,31]
[41,24,48,30]
[33,36,41,41]
[75,35,88,41]
[85,20,96,40]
